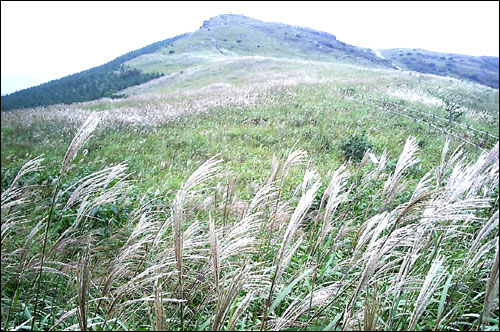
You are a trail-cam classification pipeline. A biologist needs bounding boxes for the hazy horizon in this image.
[2,1,499,96]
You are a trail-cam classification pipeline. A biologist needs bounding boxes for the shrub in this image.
[340,131,374,161]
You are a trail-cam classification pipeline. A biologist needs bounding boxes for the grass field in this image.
[1,52,499,331]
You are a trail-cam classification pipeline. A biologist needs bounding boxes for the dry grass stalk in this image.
[363,289,378,331]
[274,283,339,330]
[261,171,321,330]
[209,214,220,296]
[313,164,349,255]
[213,264,247,331]
[228,291,253,331]
[77,240,91,331]
[153,280,167,331]
[478,244,499,330]
[408,255,446,330]
[465,210,498,268]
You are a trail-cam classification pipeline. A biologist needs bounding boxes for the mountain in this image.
[1,14,498,111]
[2,14,499,331]
[123,14,396,75]
[379,48,499,88]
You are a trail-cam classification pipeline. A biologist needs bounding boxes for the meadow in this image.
[1,57,499,331]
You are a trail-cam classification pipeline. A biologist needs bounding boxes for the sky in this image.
[2,1,499,95]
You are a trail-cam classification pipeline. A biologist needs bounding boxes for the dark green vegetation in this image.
[380,48,499,89]
[0,68,161,111]
[1,14,499,332]
[1,34,185,111]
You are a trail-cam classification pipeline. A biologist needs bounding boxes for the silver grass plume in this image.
[446,142,498,202]
[382,137,419,206]
[212,264,247,331]
[171,156,222,329]
[1,155,44,241]
[375,149,388,180]
[465,210,499,269]
[219,183,276,264]
[274,283,340,330]
[48,163,130,256]
[436,139,464,188]
[315,165,349,252]
[260,170,320,330]
[277,170,321,282]
[61,113,100,176]
[408,255,446,330]
[228,291,253,331]
[173,156,222,279]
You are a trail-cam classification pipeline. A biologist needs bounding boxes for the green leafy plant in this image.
[340,131,374,161]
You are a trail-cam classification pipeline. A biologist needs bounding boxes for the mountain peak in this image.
[200,13,255,29]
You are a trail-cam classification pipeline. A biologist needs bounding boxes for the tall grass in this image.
[1,115,498,331]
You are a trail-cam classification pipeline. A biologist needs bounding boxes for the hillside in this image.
[1,13,499,332]
[0,34,186,111]
[380,48,499,88]
[3,14,498,111]
[1,14,400,111]
[124,14,396,75]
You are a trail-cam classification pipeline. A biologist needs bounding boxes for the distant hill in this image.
[0,34,186,111]
[380,48,499,88]
[2,14,498,111]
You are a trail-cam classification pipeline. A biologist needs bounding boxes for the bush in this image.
[340,131,373,161]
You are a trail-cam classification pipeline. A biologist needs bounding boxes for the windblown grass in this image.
[1,53,499,331]
[1,111,498,330]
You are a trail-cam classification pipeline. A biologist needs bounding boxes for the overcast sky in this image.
[2,1,499,95]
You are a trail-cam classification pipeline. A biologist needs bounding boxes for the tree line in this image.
[1,33,187,111]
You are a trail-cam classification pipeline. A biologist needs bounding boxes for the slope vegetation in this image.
[380,48,499,88]
[1,14,499,332]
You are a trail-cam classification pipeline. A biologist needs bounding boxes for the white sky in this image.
[2,1,499,95]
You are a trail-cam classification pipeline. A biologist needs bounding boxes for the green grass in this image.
[1,48,498,331]
[2,80,468,195]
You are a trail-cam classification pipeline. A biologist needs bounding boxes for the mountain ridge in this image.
[1,14,498,111]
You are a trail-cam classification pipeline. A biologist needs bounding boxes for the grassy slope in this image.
[124,14,395,77]
[1,14,499,332]
[380,48,499,88]
[2,56,498,193]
